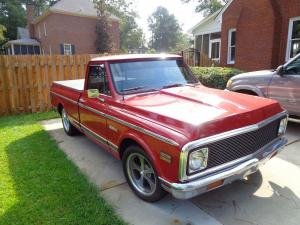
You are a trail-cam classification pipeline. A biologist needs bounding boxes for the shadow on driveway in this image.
[191,156,300,225]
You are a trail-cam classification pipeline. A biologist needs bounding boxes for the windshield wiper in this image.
[122,86,159,93]
[122,86,147,92]
[162,83,184,89]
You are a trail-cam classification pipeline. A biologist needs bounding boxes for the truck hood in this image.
[233,70,275,79]
[123,85,283,141]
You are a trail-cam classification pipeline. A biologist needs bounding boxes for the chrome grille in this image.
[205,119,280,170]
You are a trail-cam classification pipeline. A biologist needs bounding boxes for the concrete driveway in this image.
[42,120,300,225]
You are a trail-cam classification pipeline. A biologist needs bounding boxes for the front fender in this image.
[231,85,265,97]
[118,131,181,182]
[118,132,164,176]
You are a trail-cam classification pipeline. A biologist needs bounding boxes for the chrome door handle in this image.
[79,99,86,103]
[98,97,105,102]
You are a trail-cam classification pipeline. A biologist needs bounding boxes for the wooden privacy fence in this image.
[0,54,98,116]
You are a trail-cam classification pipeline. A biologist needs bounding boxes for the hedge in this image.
[191,67,244,89]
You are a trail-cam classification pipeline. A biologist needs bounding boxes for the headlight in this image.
[226,79,233,88]
[188,148,208,173]
[278,117,288,136]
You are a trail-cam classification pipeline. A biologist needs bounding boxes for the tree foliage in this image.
[93,0,144,53]
[148,7,182,52]
[171,33,191,53]
[0,0,59,43]
[182,0,228,16]
[21,0,60,16]
[95,14,112,53]
[119,11,145,52]
[0,0,26,40]
[0,24,6,42]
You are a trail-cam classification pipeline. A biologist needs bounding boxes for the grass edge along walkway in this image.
[0,111,127,225]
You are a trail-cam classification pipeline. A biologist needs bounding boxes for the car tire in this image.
[122,145,167,202]
[61,108,78,136]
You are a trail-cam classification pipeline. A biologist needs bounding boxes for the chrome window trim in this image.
[78,103,179,147]
[179,111,288,182]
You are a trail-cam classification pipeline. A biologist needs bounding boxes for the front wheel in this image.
[61,108,78,136]
[122,145,167,202]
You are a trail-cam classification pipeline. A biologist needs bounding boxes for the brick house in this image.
[190,0,300,71]
[27,0,120,55]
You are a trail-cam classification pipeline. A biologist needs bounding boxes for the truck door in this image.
[79,64,112,148]
[268,55,300,116]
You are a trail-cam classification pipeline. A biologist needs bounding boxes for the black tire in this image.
[122,145,167,202]
[61,108,78,136]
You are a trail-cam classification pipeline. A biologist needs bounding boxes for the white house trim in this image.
[227,28,236,64]
[286,16,300,61]
[189,0,234,35]
[209,38,221,61]
[43,22,47,36]
[38,26,41,38]
[191,12,222,36]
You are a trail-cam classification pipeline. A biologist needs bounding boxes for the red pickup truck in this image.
[50,54,288,202]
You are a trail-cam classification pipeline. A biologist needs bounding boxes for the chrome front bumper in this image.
[160,136,288,200]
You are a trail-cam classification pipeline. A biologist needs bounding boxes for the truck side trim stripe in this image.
[81,124,119,152]
[50,91,78,105]
[78,103,179,147]
[52,90,179,147]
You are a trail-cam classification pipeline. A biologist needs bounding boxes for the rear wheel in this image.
[61,108,78,136]
[122,145,166,202]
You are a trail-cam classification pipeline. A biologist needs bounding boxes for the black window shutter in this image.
[60,44,64,55]
[71,45,75,55]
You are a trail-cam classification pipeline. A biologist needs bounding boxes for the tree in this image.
[93,0,133,53]
[119,12,145,52]
[95,15,112,52]
[148,7,181,52]
[182,0,229,16]
[21,0,60,16]
[0,0,59,43]
[0,0,26,41]
[0,24,6,43]
[171,33,191,53]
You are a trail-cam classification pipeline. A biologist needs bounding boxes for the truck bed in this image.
[53,79,85,91]
[50,79,85,124]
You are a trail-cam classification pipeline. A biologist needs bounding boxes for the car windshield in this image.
[109,59,199,94]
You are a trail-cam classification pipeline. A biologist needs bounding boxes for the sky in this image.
[134,0,204,39]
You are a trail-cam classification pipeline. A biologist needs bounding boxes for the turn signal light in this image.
[207,179,224,191]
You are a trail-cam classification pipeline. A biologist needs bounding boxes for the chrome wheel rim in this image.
[126,153,157,196]
[62,109,70,132]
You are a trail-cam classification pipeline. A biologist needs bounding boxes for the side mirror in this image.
[276,65,284,76]
[87,89,100,98]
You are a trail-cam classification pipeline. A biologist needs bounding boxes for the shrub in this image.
[191,67,244,89]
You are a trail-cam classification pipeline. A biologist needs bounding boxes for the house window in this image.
[209,39,221,62]
[63,44,72,55]
[228,28,236,64]
[287,17,300,60]
[43,22,47,36]
[38,26,41,39]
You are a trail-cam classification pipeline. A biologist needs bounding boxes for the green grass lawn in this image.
[0,111,126,225]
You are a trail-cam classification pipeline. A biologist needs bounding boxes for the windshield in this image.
[109,59,199,94]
